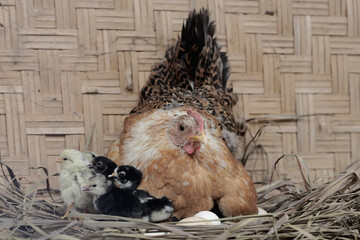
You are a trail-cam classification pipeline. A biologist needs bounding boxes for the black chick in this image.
[88,156,117,179]
[111,165,154,203]
[142,196,175,222]
[81,175,144,219]
[82,174,174,222]
[111,165,174,222]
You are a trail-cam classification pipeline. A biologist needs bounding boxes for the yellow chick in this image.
[57,149,95,219]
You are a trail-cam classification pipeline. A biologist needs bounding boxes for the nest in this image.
[1,158,360,239]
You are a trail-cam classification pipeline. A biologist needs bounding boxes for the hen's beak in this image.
[55,157,61,163]
[108,172,117,178]
[188,131,208,145]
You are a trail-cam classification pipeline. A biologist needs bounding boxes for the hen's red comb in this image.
[187,108,204,132]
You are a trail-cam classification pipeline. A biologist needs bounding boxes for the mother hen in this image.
[107,8,257,218]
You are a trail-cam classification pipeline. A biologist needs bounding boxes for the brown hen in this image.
[107,8,257,218]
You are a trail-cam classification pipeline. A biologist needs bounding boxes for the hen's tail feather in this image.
[220,52,230,89]
[138,8,232,105]
[179,8,229,90]
[181,8,215,48]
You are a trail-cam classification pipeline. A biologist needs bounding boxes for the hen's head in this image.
[120,108,209,165]
[169,108,207,155]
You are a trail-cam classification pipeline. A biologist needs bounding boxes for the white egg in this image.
[194,211,221,225]
[176,216,213,226]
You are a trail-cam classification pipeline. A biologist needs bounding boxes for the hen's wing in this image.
[129,8,242,155]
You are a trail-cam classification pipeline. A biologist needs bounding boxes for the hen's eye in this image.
[179,124,185,132]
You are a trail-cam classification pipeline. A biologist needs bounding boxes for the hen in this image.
[107,8,257,218]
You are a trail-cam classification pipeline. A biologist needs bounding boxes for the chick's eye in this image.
[91,184,97,187]
[63,158,68,161]
[119,171,126,177]
[96,162,102,166]
[179,124,185,132]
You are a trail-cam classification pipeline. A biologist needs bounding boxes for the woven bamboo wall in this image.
[0,0,360,188]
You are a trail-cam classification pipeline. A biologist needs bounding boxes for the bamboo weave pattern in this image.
[0,0,359,187]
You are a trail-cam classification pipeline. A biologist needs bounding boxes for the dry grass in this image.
[1,157,360,240]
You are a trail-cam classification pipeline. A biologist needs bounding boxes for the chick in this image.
[82,174,173,222]
[142,196,175,222]
[57,149,96,219]
[111,165,154,203]
[88,156,117,179]
[112,165,142,190]
[110,165,174,222]
[81,174,144,219]
[88,157,155,203]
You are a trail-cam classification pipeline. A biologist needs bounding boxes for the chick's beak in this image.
[188,131,208,145]
[55,157,61,163]
[108,172,117,178]
[81,187,89,191]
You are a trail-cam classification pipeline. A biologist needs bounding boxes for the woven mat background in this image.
[0,0,359,188]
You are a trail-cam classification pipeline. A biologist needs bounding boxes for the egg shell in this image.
[194,211,221,225]
[257,207,267,215]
